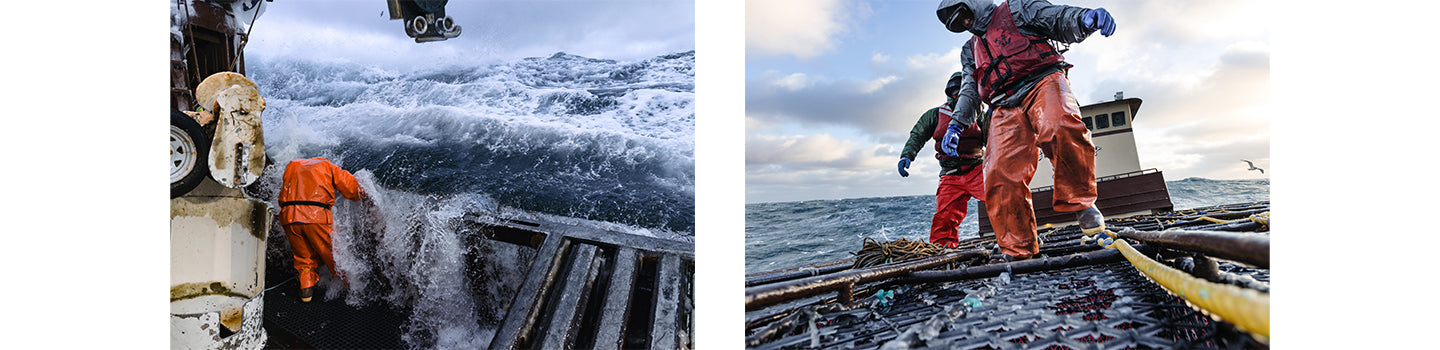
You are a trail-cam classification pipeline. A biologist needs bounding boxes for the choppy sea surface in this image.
[745,177,1269,274]
[244,51,693,349]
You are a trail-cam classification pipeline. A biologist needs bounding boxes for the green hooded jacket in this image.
[900,97,983,176]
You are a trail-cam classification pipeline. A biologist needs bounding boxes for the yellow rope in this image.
[1100,234,1270,342]
[1250,212,1269,225]
[1197,216,1234,224]
[1197,210,1269,226]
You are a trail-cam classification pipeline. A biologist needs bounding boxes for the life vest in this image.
[932,102,984,165]
[972,1,1067,104]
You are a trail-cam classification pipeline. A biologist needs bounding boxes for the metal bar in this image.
[567,227,694,257]
[649,254,683,350]
[745,249,983,311]
[745,262,853,287]
[1169,208,1269,222]
[489,236,571,350]
[539,244,601,349]
[1189,220,1264,232]
[1116,228,1269,268]
[898,245,1137,283]
[590,247,639,350]
[472,218,692,257]
[746,257,854,279]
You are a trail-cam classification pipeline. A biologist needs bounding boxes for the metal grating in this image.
[262,263,410,349]
[746,202,1270,349]
[483,217,695,350]
[748,262,1264,349]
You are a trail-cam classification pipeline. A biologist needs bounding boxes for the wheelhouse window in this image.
[1094,113,1110,129]
[1111,111,1127,128]
[1082,116,1093,130]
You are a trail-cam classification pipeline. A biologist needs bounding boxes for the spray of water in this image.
[249,51,697,348]
[324,171,529,348]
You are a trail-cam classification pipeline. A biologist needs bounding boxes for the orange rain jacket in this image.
[278,157,364,225]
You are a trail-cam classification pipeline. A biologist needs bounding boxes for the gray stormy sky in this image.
[245,0,696,69]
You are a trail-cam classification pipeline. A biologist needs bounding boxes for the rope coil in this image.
[851,237,947,269]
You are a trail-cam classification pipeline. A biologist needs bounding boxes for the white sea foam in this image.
[254,51,694,348]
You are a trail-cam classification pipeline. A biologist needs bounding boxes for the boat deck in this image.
[745,202,1270,349]
[262,274,408,349]
[260,213,695,349]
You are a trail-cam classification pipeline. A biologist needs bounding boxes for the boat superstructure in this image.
[170,2,272,348]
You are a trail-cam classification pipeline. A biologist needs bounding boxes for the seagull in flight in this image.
[1242,160,1264,174]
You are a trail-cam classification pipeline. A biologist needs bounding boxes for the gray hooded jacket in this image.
[947,0,1098,130]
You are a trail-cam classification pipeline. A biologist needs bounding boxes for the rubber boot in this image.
[989,252,1031,265]
[300,287,313,303]
[1077,206,1105,236]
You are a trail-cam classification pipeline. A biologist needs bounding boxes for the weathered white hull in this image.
[171,179,271,350]
[170,294,267,350]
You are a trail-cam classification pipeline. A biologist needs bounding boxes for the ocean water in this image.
[745,177,1269,274]
[250,51,695,235]
[244,51,694,349]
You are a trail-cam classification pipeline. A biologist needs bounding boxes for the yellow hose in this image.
[1103,237,1270,342]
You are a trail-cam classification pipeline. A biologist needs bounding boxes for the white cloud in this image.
[746,133,889,166]
[746,0,854,59]
[903,47,965,70]
[860,76,898,93]
[745,48,964,138]
[772,73,817,91]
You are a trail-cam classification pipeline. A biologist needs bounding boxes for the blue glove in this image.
[941,124,963,157]
[1083,8,1116,37]
[897,157,911,177]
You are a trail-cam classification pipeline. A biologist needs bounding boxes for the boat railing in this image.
[1029,168,1161,193]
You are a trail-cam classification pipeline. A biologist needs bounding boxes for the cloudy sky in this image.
[745,0,1270,203]
[245,0,695,68]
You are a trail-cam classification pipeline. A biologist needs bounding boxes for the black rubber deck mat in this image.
[262,264,411,349]
[748,262,1265,349]
[745,202,1270,349]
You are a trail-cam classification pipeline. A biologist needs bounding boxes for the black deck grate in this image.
[749,262,1265,349]
[746,202,1270,349]
[262,261,410,349]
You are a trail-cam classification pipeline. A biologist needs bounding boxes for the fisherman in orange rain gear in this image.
[278,157,366,302]
[898,72,987,249]
[936,0,1115,261]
